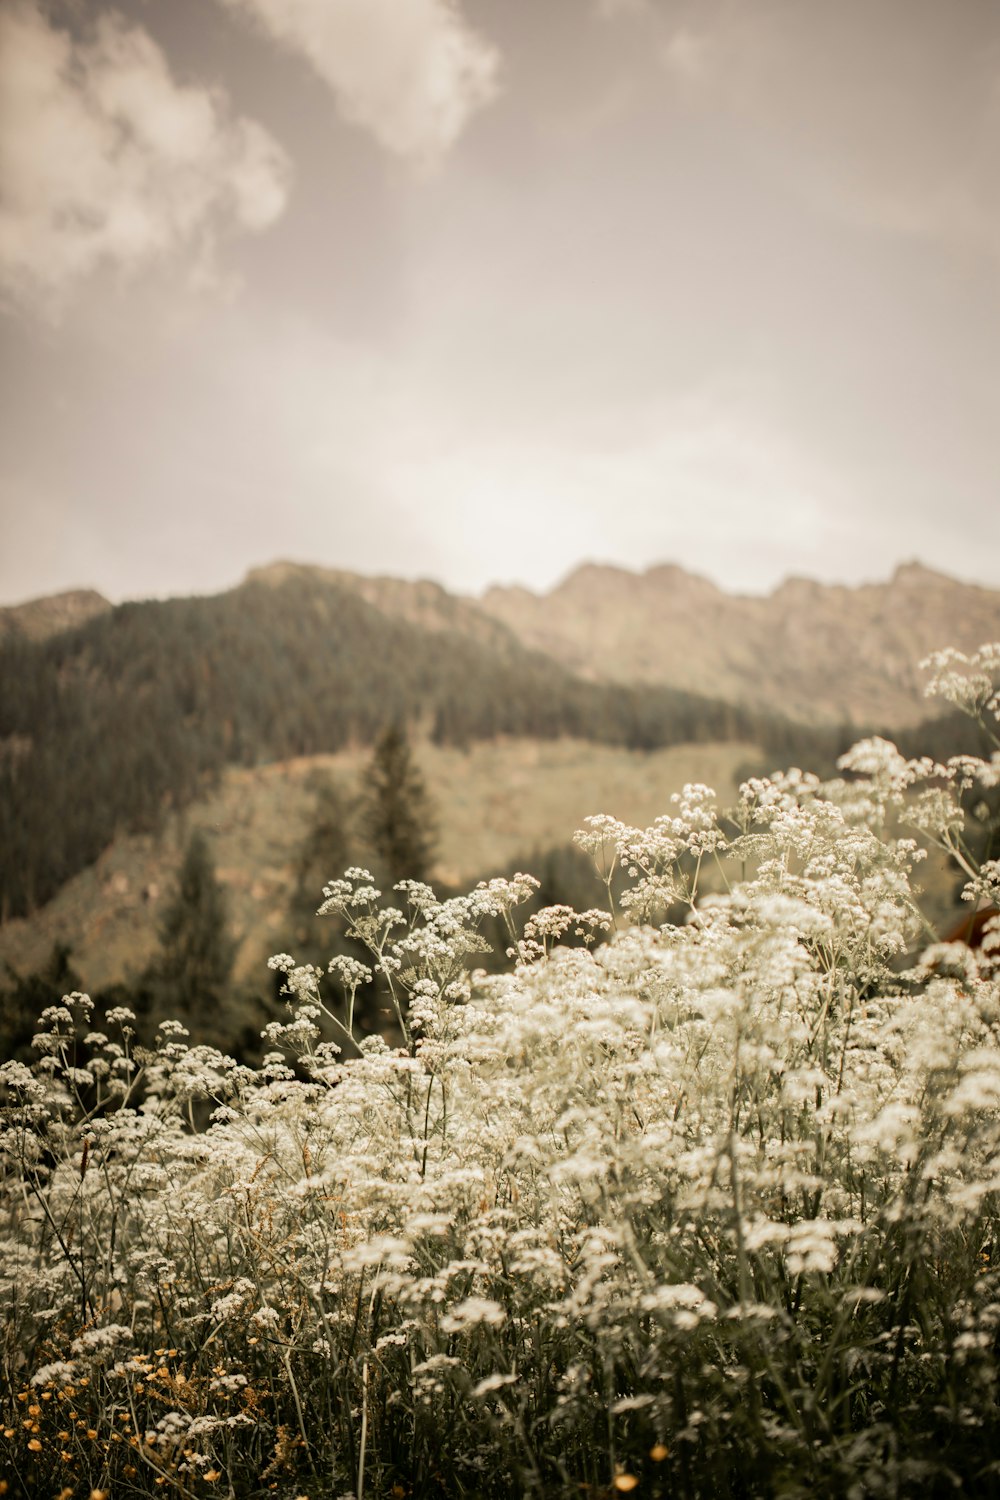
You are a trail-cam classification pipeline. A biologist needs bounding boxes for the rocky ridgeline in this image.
[479,559,1000,727]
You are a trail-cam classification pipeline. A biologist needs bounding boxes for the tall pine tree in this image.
[290,773,353,959]
[360,726,437,887]
[150,830,236,1030]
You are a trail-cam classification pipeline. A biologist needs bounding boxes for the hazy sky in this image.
[1,0,998,607]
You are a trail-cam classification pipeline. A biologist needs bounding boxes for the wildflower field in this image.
[3,647,1000,1500]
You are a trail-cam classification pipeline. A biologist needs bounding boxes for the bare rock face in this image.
[481,561,1000,728]
[0,589,111,642]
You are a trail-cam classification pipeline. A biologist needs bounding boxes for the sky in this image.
[1,0,998,608]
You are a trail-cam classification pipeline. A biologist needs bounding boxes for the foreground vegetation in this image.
[1,646,999,1498]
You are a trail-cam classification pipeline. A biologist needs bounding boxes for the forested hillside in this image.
[0,572,831,921]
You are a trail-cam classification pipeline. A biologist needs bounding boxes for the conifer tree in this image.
[151,830,236,1025]
[359,725,437,886]
[290,774,352,958]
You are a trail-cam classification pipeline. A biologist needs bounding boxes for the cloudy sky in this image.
[1,0,998,607]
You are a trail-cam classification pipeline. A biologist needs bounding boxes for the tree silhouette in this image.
[150,831,236,1028]
[359,725,437,886]
[290,773,353,956]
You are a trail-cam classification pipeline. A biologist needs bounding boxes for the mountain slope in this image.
[479,561,1000,727]
[0,570,794,921]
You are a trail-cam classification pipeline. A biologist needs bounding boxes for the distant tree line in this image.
[0,572,860,921]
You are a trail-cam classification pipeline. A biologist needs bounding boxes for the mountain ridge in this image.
[478,558,1000,727]
[0,587,112,642]
[4,557,997,731]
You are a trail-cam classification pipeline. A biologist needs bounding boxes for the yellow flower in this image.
[613,1477,639,1493]
[650,1443,669,1461]
[27,1438,42,1452]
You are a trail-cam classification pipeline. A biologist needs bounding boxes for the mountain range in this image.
[240,558,998,728]
[1,555,995,1001]
[3,558,997,730]
[480,560,1000,728]
[0,564,787,924]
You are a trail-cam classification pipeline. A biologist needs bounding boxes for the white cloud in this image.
[0,2,291,315]
[215,0,500,165]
